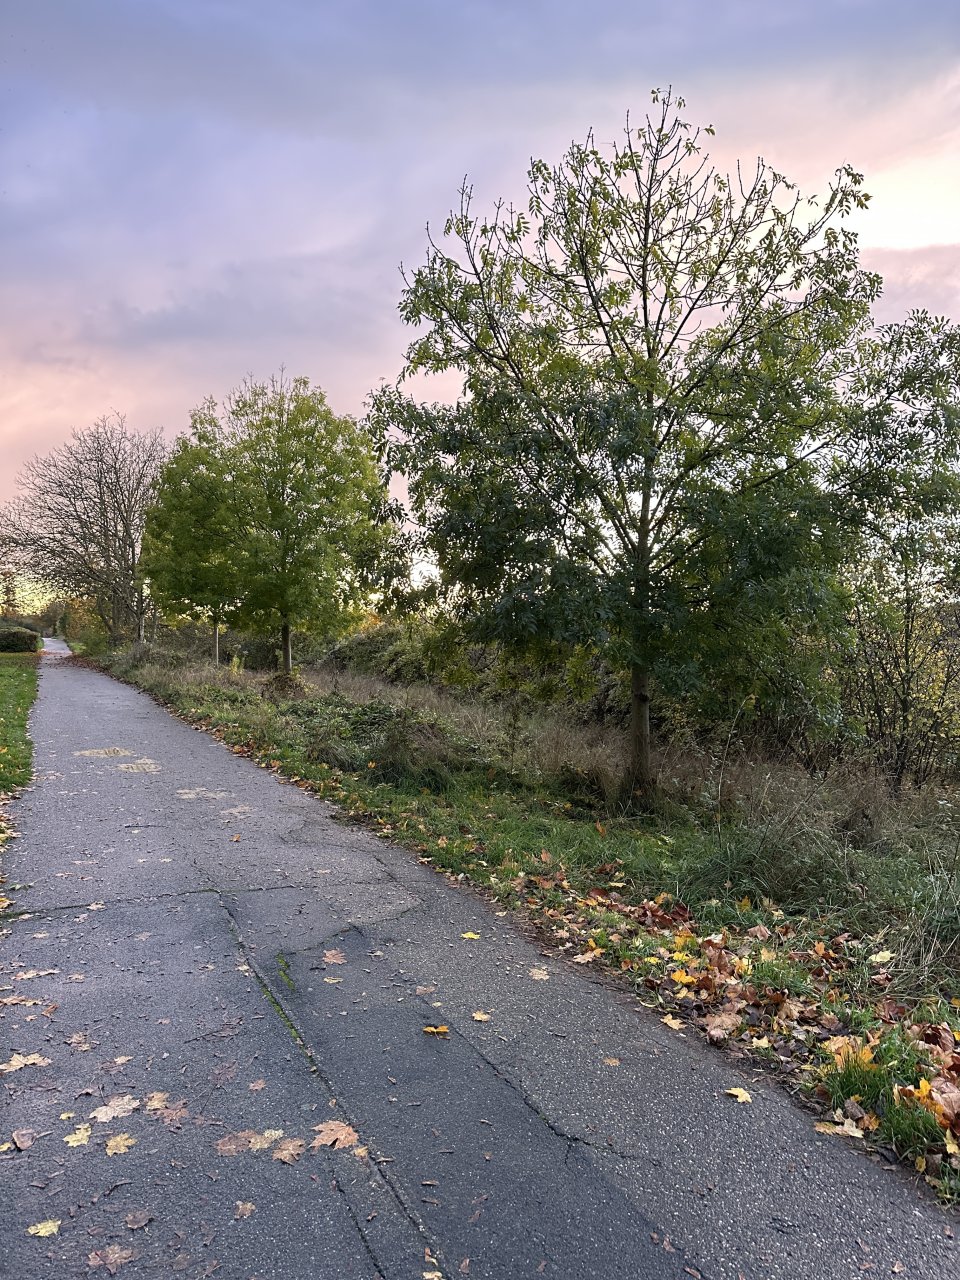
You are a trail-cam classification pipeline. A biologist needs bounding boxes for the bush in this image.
[0,625,41,653]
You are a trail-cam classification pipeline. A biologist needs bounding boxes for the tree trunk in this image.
[629,663,655,803]
[212,616,220,668]
[280,620,292,675]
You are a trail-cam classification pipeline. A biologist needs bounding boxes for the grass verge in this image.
[103,651,960,1200]
[0,650,40,909]
[0,651,39,795]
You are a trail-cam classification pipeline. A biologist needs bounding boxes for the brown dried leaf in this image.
[124,1210,153,1230]
[215,1130,258,1156]
[703,1011,741,1044]
[88,1244,137,1273]
[234,1201,256,1219]
[12,1128,36,1150]
[272,1137,306,1164]
[323,949,346,965]
[310,1120,359,1150]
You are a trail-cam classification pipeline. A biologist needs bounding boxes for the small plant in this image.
[878,1098,944,1160]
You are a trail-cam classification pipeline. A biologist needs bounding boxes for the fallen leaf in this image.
[156,1101,189,1128]
[144,1092,169,1112]
[323,949,346,965]
[703,1011,741,1044]
[27,1220,61,1237]
[216,1130,258,1156]
[14,969,57,981]
[603,1057,621,1067]
[235,1202,255,1219]
[528,967,550,981]
[124,1210,153,1230]
[0,1052,51,1074]
[422,1025,449,1036]
[311,1120,360,1150]
[272,1137,306,1164]
[12,1128,36,1150]
[88,1245,137,1273]
[90,1096,140,1124]
[64,1123,92,1147]
[869,950,893,965]
[461,932,480,940]
[661,1015,684,1030]
[248,1079,266,1092]
[724,1088,752,1104]
[248,1129,284,1151]
[105,1134,137,1155]
[472,1011,491,1022]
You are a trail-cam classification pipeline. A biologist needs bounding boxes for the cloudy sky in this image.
[2,0,958,501]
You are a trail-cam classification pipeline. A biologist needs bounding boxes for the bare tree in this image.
[1,415,167,645]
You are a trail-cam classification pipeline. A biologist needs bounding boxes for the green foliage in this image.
[0,652,39,791]
[144,374,389,672]
[375,88,882,790]
[0,625,41,653]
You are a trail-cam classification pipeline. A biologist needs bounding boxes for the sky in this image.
[1,0,959,502]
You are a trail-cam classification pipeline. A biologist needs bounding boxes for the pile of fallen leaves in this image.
[506,854,960,1198]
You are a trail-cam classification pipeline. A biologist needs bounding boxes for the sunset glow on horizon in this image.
[1,1,958,501]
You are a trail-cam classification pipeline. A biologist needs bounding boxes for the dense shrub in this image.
[0,625,41,652]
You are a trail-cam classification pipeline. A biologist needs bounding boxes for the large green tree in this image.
[146,374,386,673]
[376,89,881,798]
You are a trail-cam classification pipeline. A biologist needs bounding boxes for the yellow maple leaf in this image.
[724,1087,752,1104]
[64,1123,92,1147]
[669,968,696,986]
[461,932,480,940]
[869,950,893,965]
[27,1220,60,1238]
[422,1025,449,1036]
[105,1133,137,1156]
[661,1014,684,1030]
[472,1011,491,1022]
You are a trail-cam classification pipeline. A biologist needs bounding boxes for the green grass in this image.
[0,651,39,794]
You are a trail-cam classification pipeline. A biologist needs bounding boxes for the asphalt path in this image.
[1,643,956,1279]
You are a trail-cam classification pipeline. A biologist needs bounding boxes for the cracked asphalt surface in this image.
[1,643,957,1278]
